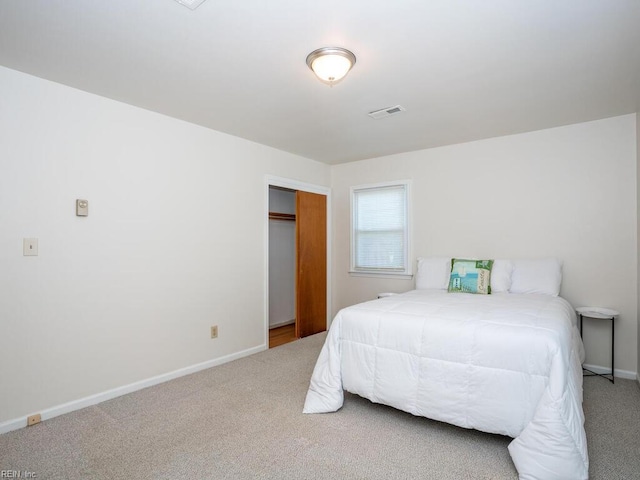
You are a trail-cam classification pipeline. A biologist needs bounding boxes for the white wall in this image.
[268,188,295,327]
[637,112,640,383]
[0,66,330,426]
[332,114,638,375]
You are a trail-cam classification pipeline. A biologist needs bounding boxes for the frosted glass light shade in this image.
[306,47,356,85]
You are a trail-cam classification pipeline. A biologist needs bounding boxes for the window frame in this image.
[349,180,412,279]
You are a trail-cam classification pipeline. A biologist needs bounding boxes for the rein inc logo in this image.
[0,472,36,478]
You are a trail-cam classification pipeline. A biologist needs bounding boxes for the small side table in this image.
[377,292,397,299]
[576,306,619,384]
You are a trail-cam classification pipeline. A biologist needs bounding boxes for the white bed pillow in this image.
[415,257,451,290]
[510,258,562,296]
[490,259,513,293]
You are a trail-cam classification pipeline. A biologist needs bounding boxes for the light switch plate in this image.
[23,238,38,256]
[76,199,88,216]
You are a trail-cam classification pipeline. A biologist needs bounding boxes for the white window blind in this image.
[351,182,410,275]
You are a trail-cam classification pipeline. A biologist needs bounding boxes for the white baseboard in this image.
[0,343,267,435]
[582,363,637,380]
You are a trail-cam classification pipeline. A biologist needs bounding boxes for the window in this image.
[350,181,411,277]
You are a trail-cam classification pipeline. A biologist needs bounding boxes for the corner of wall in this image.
[636,112,640,382]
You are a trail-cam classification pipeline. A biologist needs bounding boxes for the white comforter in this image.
[303,290,588,480]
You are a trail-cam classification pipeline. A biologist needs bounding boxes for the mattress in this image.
[303,289,588,480]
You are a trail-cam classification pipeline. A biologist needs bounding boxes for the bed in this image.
[303,258,588,480]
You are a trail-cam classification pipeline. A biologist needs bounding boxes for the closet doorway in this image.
[267,180,329,348]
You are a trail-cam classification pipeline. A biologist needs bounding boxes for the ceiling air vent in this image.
[368,105,406,119]
[173,0,207,10]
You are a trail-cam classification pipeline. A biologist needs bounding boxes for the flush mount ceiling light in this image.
[173,0,207,10]
[306,47,356,86]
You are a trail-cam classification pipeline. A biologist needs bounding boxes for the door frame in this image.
[264,175,332,348]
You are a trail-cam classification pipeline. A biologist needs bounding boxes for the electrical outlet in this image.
[210,325,218,339]
[27,414,41,426]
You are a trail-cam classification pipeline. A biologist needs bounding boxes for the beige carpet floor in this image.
[1,332,639,479]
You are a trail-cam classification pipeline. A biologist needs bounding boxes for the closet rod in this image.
[269,212,296,221]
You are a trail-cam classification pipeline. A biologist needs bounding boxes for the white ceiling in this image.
[1,0,639,165]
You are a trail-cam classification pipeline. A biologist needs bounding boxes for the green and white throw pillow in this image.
[448,259,494,294]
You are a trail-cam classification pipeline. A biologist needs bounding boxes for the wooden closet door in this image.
[295,191,327,338]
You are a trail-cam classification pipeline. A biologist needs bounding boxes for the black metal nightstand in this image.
[577,306,618,384]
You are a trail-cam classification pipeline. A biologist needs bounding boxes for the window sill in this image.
[349,271,413,280]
